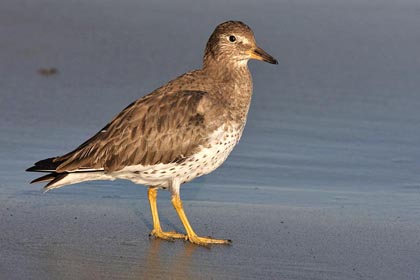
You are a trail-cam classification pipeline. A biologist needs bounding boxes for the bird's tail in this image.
[26,157,64,173]
[26,157,106,191]
[26,157,68,191]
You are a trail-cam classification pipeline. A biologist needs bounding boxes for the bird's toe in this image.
[149,229,186,241]
[186,235,232,246]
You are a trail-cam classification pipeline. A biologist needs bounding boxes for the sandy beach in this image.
[1,0,420,279]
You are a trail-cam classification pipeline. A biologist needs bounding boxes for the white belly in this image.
[114,124,244,187]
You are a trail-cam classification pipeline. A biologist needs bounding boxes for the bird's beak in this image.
[249,46,278,64]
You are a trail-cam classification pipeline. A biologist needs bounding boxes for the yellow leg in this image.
[148,187,186,241]
[171,194,232,246]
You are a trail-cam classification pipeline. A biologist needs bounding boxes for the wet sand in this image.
[2,178,420,279]
[1,0,420,279]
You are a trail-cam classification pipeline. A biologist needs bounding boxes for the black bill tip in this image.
[252,46,278,65]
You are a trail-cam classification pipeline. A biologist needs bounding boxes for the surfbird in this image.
[27,21,277,246]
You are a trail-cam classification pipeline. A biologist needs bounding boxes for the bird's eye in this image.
[229,35,236,42]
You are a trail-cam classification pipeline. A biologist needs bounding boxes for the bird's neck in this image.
[202,61,253,123]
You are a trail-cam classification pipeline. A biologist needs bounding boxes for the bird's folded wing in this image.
[53,90,223,172]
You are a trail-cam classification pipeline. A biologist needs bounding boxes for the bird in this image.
[26,21,277,246]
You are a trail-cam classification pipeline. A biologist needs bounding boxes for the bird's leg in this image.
[171,193,232,246]
[147,187,186,241]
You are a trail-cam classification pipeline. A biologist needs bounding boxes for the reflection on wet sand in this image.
[142,238,197,279]
[38,235,198,279]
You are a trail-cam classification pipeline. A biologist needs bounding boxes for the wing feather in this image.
[53,90,223,172]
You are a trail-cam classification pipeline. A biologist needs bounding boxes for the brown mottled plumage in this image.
[27,21,277,246]
[54,90,221,172]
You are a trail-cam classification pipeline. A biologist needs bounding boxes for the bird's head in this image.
[204,21,278,68]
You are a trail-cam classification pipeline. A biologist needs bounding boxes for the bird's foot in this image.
[149,229,186,241]
[186,235,232,246]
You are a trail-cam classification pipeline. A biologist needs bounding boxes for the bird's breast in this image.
[176,123,244,184]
